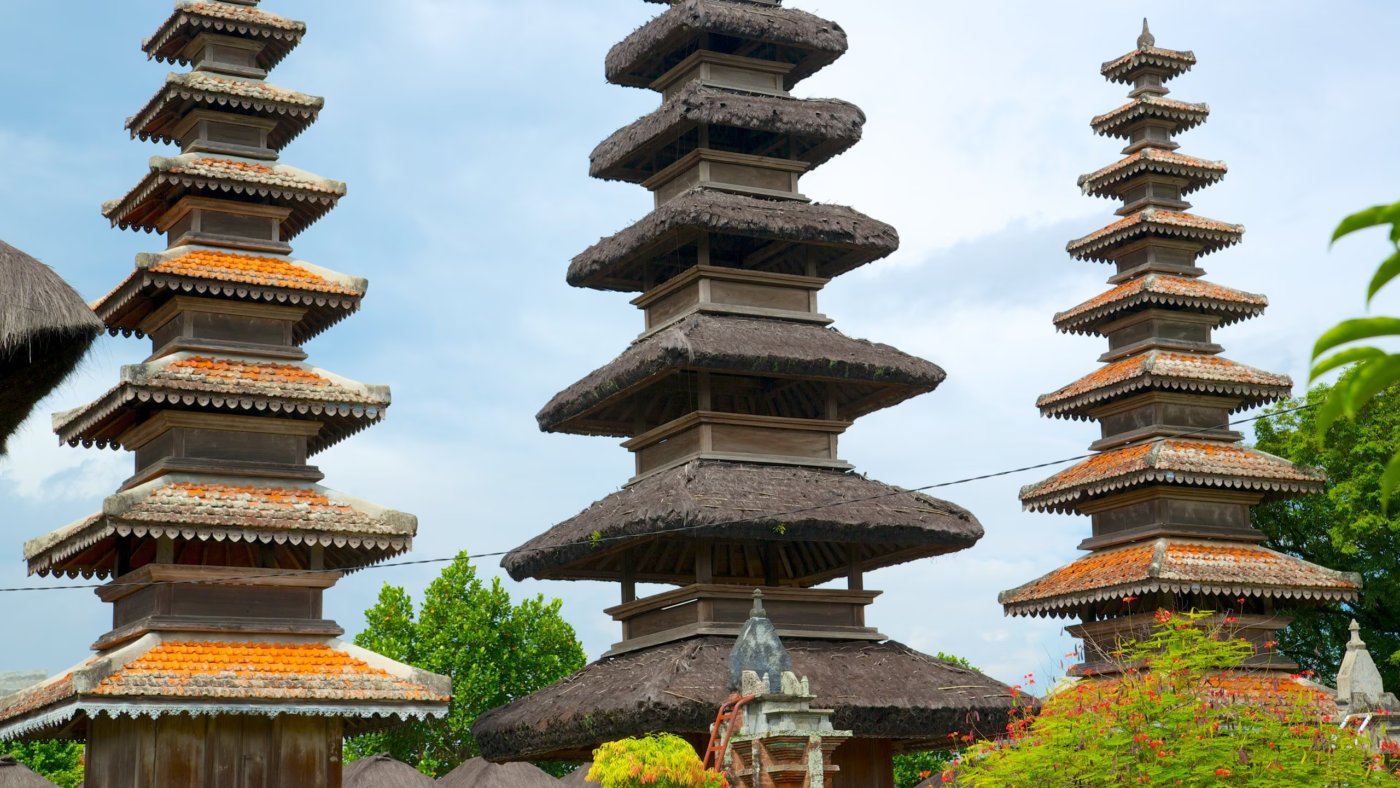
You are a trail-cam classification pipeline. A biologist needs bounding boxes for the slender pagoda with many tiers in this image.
[998,22,1361,677]
[0,2,449,784]
[473,1,1021,784]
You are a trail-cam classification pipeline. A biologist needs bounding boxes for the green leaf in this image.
[1310,346,1386,382]
[1312,317,1400,360]
[1381,450,1400,513]
[1345,354,1400,418]
[1331,200,1400,245]
[1369,250,1400,304]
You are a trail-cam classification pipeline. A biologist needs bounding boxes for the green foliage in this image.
[1252,379,1400,687]
[347,552,587,777]
[944,610,1394,787]
[588,734,728,788]
[1312,202,1400,506]
[891,653,977,787]
[0,740,85,787]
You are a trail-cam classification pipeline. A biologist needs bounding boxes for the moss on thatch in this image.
[0,240,102,455]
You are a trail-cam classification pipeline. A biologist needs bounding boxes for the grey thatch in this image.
[437,758,558,788]
[471,638,1025,762]
[536,314,944,436]
[568,189,898,292]
[557,764,593,786]
[591,84,864,183]
[0,756,59,788]
[0,239,103,455]
[608,0,848,89]
[501,460,983,585]
[342,753,435,788]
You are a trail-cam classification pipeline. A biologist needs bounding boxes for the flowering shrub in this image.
[944,610,1396,786]
[588,734,729,788]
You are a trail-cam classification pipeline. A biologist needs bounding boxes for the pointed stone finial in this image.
[728,589,790,694]
[1338,619,1387,709]
[1348,619,1367,651]
[1138,19,1155,49]
[750,588,767,619]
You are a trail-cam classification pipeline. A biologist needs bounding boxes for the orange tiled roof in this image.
[1037,350,1291,416]
[1100,46,1196,80]
[176,2,304,31]
[1091,96,1209,138]
[1000,538,1360,615]
[173,71,319,106]
[151,250,360,295]
[117,482,404,532]
[1079,149,1226,198]
[170,157,343,194]
[1054,275,1267,334]
[1019,439,1326,512]
[1067,208,1243,262]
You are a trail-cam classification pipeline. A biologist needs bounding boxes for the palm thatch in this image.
[501,460,983,585]
[0,239,103,455]
[342,753,435,788]
[557,764,593,785]
[591,84,864,183]
[0,756,59,788]
[471,638,1026,762]
[609,0,847,89]
[437,758,559,788]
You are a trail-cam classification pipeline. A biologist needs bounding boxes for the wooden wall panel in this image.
[155,714,207,788]
[831,738,894,788]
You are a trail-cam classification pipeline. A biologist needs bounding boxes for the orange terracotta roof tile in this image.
[1092,96,1209,138]
[0,673,79,725]
[1000,538,1360,615]
[1037,350,1291,417]
[1079,149,1226,198]
[174,2,304,31]
[1054,275,1268,334]
[144,2,306,72]
[1020,439,1326,512]
[152,250,360,295]
[1067,208,1243,262]
[170,157,342,194]
[1100,46,1197,83]
[126,72,323,147]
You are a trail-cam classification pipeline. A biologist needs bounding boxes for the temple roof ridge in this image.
[1092,95,1209,138]
[1036,349,1292,418]
[145,1,306,71]
[1099,21,1196,85]
[126,71,323,149]
[1067,207,1243,263]
[1079,148,1226,198]
[1053,275,1268,335]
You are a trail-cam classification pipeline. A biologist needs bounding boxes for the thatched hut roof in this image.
[438,758,559,788]
[608,0,847,89]
[536,314,944,436]
[568,189,898,292]
[0,756,59,788]
[0,239,103,455]
[591,84,864,183]
[471,638,1026,762]
[342,753,435,788]
[557,764,593,785]
[501,460,982,585]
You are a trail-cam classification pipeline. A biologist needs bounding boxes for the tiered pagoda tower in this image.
[999,22,1361,676]
[473,2,1021,784]
[0,2,449,784]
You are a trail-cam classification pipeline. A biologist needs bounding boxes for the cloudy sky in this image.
[1,0,1398,689]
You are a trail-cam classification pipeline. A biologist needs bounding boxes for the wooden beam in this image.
[763,543,781,586]
[695,540,713,584]
[621,548,636,604]
[847,543,864,591]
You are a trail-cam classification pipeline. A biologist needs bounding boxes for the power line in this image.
[0,402,1318,594]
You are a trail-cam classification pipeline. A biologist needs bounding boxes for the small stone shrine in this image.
[998,22,1362,677]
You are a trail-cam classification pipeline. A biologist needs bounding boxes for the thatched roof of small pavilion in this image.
[0,239,102,455]
[609,0,847,89]
[471,638,1026,762]
[501,460,982,585]
[0,755,59,787]
[591,84,865,183]
[342,753,435,788]
[568,188,898,292]
[557,764,593,785]
[437,758,558,788]
[536,314,944,437]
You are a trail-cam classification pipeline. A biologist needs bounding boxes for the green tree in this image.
[891,653,978,787]
[1252,378,1400,688]
[588,734,727,788]
[944,611,1393,787]
[348,552,586,776]
[0,740,84,787]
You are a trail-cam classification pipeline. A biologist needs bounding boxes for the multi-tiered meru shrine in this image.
[473,1,1020,784]
[999,22,1361,677]
[0,1,449,783]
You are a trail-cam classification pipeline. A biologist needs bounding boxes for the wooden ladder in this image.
[702,694,755,771]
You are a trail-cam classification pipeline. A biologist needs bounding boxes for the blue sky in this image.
[2,0,1398,689]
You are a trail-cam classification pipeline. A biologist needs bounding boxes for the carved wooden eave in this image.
[1091,96,1210,138]
[1100,46,1197,83]
[1054,275,1267,335]
[144,1,306,70]
[128,71,323,150]
[1078,149,1227,198]
[1036,350,1291,420]
[1067,208,1243,262]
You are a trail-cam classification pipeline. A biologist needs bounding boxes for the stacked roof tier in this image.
[999,22,1356,678]
[0,0,449,773]
[475,0,1022,778]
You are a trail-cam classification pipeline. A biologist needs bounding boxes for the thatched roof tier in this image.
[0,755,58,787]
[590,84,864,183]
[52,352,389,453]
[438,758,560,788]
[1091,96,1210,139]
[537,314,944,436]
[102,154,345,240]
[0,240,103,455]
[1036,351,1291,420]
[24,474,416,579]
[999,538,1359,618]
[144,1,307,71]
[501,460,981,585]
[342,753,436,788]
[127,72,323,150]
[1066,208,1242,263]
[558,764,593,785]
[1078,149,1226,199]
[568,189,897,292]
[1054,275,1267,336]
[1019,440,1327,515]
[607,0,847,90]
[471,637,1024,762]
[95,247,366,343]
